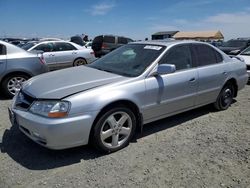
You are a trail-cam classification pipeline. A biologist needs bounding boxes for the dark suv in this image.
[219,38,250,55]
[92,35,133,57]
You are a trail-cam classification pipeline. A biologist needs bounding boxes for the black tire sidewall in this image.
[216,83,234,110]
[92,106,137,153]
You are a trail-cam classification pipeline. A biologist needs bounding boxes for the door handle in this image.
[0,61,4,64]
[189,78,196,82]
[49,54,55,56]
[222,71,227,75]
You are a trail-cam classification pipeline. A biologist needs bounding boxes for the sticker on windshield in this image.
[144,45,162,50]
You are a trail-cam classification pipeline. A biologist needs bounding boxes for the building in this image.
[151,31,179,40]
[173,31,224,41]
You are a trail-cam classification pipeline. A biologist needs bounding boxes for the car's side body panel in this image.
[195,63,229,106]
[0,54,7,77]
[143,68,198,121]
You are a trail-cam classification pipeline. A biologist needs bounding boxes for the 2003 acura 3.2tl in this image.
[9,41,248,153]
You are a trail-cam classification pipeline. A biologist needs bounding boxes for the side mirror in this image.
[151,64,176,76]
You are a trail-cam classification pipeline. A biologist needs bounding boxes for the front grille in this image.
[15,91,35,110]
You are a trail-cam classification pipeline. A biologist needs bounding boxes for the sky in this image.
[0,0,250,40]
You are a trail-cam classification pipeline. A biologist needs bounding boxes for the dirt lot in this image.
[0,85,250,188]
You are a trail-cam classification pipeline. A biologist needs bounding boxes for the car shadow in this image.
[0,104,228,170]
[0,94,10,100]
[136,105,211,139]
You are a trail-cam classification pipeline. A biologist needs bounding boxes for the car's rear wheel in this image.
[1,73,29,98]
[73,58,87,66]
[214,83,235,110]
[92,106,136,153]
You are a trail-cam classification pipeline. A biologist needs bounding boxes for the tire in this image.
[73,58,87,66]
[213,83,235,111]
[1,73,29,98]
[91,106,137,153]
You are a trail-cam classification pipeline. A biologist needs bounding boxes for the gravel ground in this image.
[0,85,250,188]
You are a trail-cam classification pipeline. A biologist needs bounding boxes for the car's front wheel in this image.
[1,73,29,98]
[92,106,136,153]
[214,83,235,110]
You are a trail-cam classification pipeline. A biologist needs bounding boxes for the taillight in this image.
[101,43,107,49]
[39,54,46,65]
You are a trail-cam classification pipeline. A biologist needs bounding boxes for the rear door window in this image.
[104,36,115,43]
[55,42,77,51]
[215,50,223,63]
[0,44,6,55]
[159,44,193,71]
[193,44,219,66]
[127,38,134,43]
[118,37,128,44]
[34,43,54,52]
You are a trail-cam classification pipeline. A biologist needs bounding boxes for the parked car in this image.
[39,38,62,42]
[9,41,248,153]
[92,35,133,57]
[237,46,250,81]
[85,41,92,49]
[0,40,48,98]
[219,38,250,55]
[22,41,96,71]
[70,35,85,46]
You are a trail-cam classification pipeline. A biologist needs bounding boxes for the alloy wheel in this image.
[74,59,86,66]
[100,111,132,149]
[7,76,27,96]
[221,87,233,108]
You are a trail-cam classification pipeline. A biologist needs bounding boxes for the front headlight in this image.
[29,100,70,118]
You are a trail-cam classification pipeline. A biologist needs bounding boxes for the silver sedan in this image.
[22,40,96,71]
[0,40,48,98]
[9,41,248,153]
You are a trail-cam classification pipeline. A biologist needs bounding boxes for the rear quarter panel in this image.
[77,49,96,63]
[227,58,248,90]
[5,53,47,77]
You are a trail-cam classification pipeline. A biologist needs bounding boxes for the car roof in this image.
[132,40,207,47]
[29,40,83,50]
[0,40,29,54]
[37,40,71,44]
[228,38,250,42]
[96,35,132,39]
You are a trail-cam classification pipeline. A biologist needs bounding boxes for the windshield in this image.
[88,44,166,77]
[241,47,250,56]
[21,42,38,50]
[222,40,247,48]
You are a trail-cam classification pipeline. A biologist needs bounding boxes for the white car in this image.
[22,41,96,71]
[238,46,250,81]
[85,41,92,49]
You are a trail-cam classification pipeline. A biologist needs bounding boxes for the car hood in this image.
[22,66,126,99]
[238,55,250,65]
[219,47,241,53]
